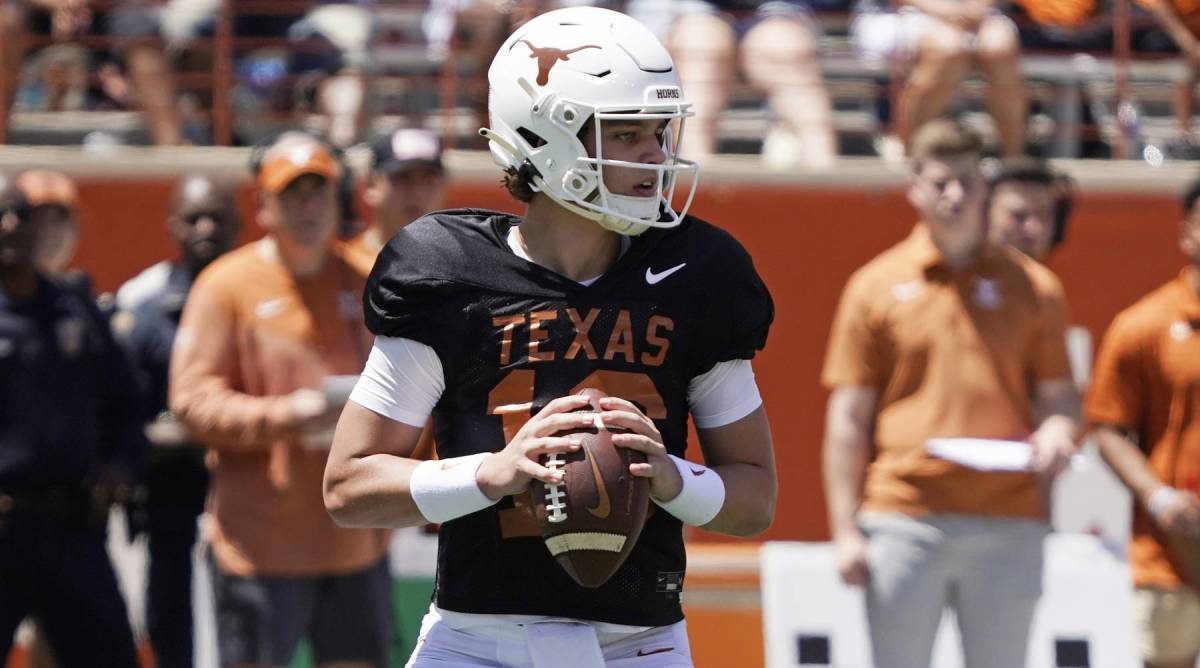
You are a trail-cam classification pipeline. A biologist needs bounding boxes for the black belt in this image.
[0,483,106,529]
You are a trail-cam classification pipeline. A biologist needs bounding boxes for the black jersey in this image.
[364,209,772,626]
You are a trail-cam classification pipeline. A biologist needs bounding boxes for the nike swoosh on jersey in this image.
[690,467,707,476]
[636,647,675,657]
[645,262,687,285]
[584,442,612,519]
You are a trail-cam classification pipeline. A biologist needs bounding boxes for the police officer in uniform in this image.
[112,174,240,668]
[0,178,146,666]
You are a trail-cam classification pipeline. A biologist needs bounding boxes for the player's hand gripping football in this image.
[475,395,590,500]
[596,396,683,503]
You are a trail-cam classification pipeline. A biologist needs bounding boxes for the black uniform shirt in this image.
[116,261,209,513]
[364,210,773,627]
[0,276,147,487]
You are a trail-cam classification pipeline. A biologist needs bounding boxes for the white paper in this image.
[925,438,1036,472]
[926,437,1089,472]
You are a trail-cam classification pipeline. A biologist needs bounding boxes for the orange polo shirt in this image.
[822,224,1072,520]
[170,239,386,577]
[340,229,383,277]
[1086,267,1200,588]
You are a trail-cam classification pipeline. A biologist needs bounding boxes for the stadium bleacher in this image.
[0,0,1195,161]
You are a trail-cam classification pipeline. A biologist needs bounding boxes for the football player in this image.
[323,7,776,667]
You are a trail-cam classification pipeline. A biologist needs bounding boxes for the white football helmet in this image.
[480,6,699,236]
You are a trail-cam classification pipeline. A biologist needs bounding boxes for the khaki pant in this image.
[1134,585,1200,665]
[859,512,1048,668]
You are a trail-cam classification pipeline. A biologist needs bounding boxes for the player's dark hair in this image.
[502,164,538,203]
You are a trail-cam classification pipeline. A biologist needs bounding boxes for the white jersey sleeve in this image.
[351,338,761,431]
[687,359,762,429]
[350,336,445,427]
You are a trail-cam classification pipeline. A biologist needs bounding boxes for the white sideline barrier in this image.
[762,534,1138,668]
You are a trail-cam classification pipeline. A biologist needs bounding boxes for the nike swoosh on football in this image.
[645,262,687,285]
[583,442,612,519]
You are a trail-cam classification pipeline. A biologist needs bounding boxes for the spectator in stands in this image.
[1086,178,1200,668]
[285,3,378,148]
[112,174,240,668]
[1009,0,1112,52]
[169,132,391,667]
[423,1,592,143]
[343,127,446,273]
[822,119,1080,668]
[0,175,147,668]
[986,156,1075,261]
[0,0,187,145]
[232,2,378,148]
[629,0,836,169]
[1138,0,1200,155]
[852,0,1027,157]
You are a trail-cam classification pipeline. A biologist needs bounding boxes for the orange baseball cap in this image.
[257,139,341,194]
[17,170,78,210]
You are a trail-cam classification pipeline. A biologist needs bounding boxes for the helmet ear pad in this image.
[563,168,599,201]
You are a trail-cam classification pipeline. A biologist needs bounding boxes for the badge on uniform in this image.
[110,310,136,342]
[56,317,85,358]
[972,278,1002,309]
[338,291,359,320]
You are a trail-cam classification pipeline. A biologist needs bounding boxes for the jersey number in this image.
[486,369,666,443]
[487,368,664,538]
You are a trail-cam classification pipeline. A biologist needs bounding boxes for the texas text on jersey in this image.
[364,209,772,627]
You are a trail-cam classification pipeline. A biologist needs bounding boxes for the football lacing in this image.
[544,453,568,523]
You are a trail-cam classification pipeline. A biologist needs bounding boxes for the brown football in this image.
[529,389,650,588]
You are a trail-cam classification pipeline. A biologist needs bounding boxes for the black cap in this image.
[371,128,444,174]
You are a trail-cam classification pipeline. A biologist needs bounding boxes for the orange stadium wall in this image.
[69,176,1184,545]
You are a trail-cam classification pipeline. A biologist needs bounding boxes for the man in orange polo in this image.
[822,118,1081,668]
[1086,178,1200,668]
[169,131,390,668]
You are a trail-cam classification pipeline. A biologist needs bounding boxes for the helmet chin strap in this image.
[600,192,659,227]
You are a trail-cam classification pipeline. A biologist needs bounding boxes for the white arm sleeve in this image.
[687,359,762,429]
[349,336,445,427]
